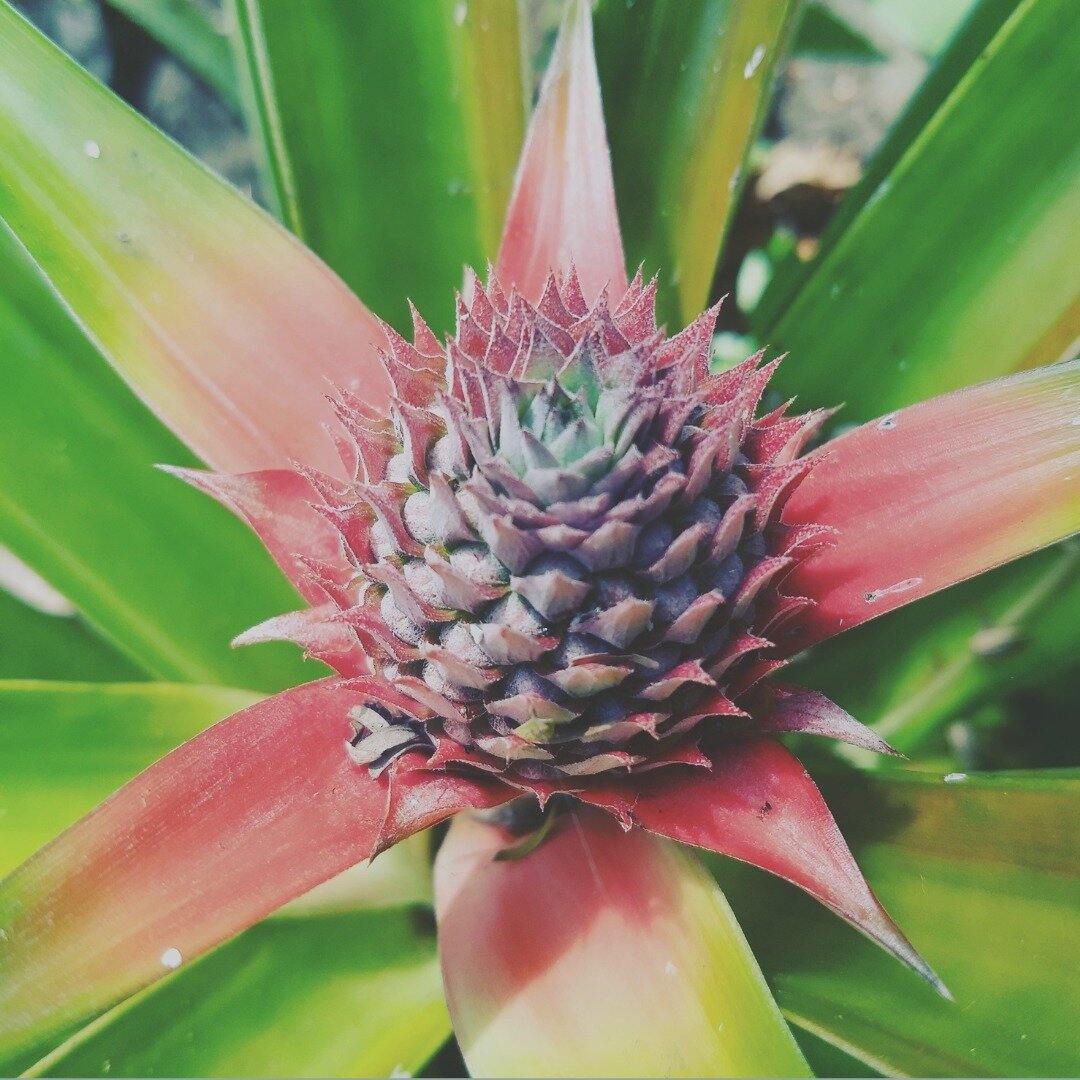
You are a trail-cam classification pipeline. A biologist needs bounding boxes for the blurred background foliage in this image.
[0,0,1076,1076]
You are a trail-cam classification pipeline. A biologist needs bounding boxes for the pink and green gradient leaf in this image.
[434,807,810,1078]
[25,908,450,1079]
[795,541,1080,759]
[0,680,509,1074]
[779,360,1080,648]
[0,680,256,877]
[496,0,627,305]
[0,1,389,476]
[0,232,318,690]
[713,767,1080,1077]
[595,0,798,325]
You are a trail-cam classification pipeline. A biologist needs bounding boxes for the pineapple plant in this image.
[0,0,1076,1075]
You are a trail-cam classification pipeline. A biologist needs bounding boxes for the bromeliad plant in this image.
[0,0,1078,1076]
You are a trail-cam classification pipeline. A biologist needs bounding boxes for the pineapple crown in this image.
[301,267,834,787]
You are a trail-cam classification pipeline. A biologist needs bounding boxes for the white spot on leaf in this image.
[864,577,922,603]
[944,772,967,784]
[160,947,183,969]
[83,140,101,159]
[744,44,766,79]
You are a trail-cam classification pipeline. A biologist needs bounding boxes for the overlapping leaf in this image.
[231,0,526,332]
[795,542,1080,757]
[0,681,507,1074]
[0,233,317,689]
[27,908,449,1079]
[0,2,390,476]
[436,808,809,1078]
[595,0,797,325]
[757,0,1080,417]
[0,680,256,876]
[712,767,1080,1077]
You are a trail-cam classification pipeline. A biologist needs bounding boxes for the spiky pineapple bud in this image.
[310,268,831,783]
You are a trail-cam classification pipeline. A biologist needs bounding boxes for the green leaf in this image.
[792,1027,883,1079]
[0,680,258,876]
[712,767,1080,1077]
[793,541,1080,758]
[0,587,142,683]
[792,2,882,59]
[230,0,526,332]
[755,0,1019,332]
[102,0,238,109]
[0,234,318,690]
[756,0,1079,417]
[595,0,798,325]
[26,908,450,1079]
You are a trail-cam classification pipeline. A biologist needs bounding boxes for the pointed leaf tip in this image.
[616,738,947,993]
[159,466,351,605]
[496,0,627,305]
[756,684,902,757]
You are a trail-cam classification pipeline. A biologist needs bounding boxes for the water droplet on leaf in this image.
[160,947,183,969]
[743,45,766,79]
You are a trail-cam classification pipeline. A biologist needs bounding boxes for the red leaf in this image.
[779,361,1080,648]
[619,738,948,994]
[0,681,508,1069]
[495,0,627,304]
[752,684,900,756]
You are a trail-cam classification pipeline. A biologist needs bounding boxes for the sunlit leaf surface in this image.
[758,0,1080,417]
[232,0,525,332]
[0,234,319,690]
[27,908,450,1079]
[596,0,797,325]
[713,767,1079,1077]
